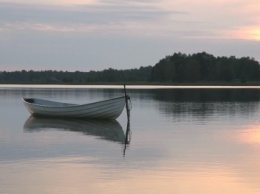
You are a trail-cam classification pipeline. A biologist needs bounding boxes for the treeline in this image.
[0,52,259,84]
[0,66,152,84]
[151,52,260,83]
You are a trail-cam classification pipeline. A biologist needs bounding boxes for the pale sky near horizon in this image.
[0,0,259,71]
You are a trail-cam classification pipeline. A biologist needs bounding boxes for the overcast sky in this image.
[0,0,259,71]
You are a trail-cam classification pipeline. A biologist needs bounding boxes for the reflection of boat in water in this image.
[23,116,126,144]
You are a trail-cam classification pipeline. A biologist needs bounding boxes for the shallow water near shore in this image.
[1,85,260,194]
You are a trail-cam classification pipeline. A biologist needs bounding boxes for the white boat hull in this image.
[23,96,126,119]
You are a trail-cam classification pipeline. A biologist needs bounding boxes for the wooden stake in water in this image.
[123,84,130,120]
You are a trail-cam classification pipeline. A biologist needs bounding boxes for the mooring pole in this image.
[123,119,131,157]
[123,84,130,120]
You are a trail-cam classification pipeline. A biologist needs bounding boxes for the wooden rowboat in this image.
[22,96,128,119]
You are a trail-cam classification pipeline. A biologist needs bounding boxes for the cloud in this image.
[0,0,259,40]
[0,0,259,71]
[0,1,187,38]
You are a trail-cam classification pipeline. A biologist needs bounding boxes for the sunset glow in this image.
[249,28,260,40]
[237,124,260,145]
[235,27,260,41]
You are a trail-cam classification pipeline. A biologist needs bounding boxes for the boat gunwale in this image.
[22,96,125,108]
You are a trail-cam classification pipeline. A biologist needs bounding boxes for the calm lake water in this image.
[1,85,260,194]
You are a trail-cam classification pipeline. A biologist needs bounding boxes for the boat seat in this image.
[26,98,34,103]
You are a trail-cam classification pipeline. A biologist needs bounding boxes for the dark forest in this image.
[1,52,259,84]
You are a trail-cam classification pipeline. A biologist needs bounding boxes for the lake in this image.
[1,85,260,194]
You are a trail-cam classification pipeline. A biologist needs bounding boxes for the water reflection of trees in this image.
[134,89,260,117]
[151,89,260,102]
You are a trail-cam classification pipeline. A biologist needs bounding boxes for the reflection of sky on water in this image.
[237,124,260,145]
[0,159,257,194]
[1,86,260,194]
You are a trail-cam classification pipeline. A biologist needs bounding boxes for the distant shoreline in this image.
[1,52,260,85]
[0,82,260,87]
